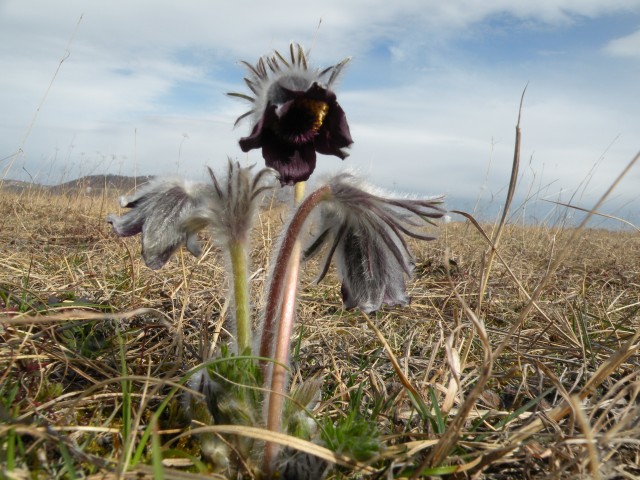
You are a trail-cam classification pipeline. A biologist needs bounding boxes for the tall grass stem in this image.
[477,86,526,312]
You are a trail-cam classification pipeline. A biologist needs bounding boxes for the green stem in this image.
[293,181,306,206]
[229,239,251,353]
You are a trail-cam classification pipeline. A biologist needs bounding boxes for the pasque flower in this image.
[229,44,353,186]
[305,174,445,313]
[107,161,276,270]
[259,174,444,475]
[106,178,208,270]
[181,160,277,245]
[105,41,449,478]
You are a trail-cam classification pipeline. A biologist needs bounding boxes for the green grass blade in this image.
[151,418,165,480]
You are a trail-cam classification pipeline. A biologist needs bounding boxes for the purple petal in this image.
[239,105,276,153]
[302,83,353,156]
[264,143,317,186]
[314,101,353,158]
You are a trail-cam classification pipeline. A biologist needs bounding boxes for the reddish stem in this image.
[258,184,330,361]
[260,184,331,475]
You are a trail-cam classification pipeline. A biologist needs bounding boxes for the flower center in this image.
[272,98,329,145]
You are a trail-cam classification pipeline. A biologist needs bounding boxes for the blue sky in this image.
[1,1,640,225]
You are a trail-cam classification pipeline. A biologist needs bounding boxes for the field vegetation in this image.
[1,157,639,480]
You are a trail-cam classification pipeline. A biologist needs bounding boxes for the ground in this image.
[1,186,639,479]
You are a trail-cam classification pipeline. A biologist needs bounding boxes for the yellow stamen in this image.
[299,98,329,133]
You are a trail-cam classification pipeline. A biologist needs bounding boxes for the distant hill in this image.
[51,174,154,193]
[1,175,154,195]
[1,174,295,206]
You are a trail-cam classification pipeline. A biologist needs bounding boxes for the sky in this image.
[1,1,640,226]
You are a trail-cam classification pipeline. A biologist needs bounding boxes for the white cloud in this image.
[1,0,640,224]
[604,29,640,57]
[3,1,640,60]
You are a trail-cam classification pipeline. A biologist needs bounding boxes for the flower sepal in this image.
[107,178,209,270]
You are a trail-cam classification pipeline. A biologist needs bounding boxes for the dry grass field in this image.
[1,181,639,479]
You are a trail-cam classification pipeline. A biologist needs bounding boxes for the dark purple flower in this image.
[229,44,353,186]
[305,174,445,313]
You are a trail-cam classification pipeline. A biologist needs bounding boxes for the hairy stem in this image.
[261,182,330,475]
[259,183,329,360]
[229,239,251,353]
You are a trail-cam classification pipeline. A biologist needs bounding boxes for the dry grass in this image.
[1,183,640,479]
